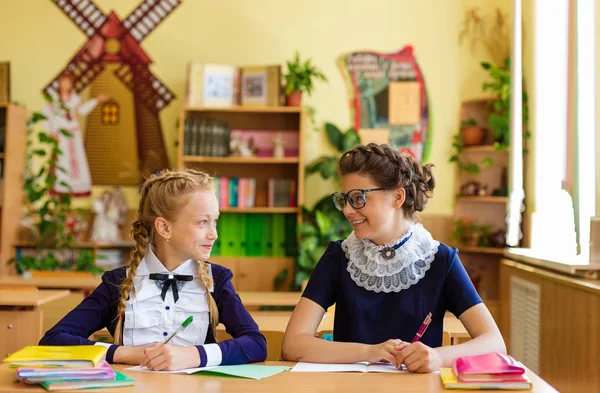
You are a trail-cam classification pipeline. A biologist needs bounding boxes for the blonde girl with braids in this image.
[41,169,266,370]
[282,143,505,373]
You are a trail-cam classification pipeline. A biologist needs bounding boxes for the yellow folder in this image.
[3,346,107,368]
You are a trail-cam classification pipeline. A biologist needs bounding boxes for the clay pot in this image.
[460,126,487,146]
[285,90,303,106]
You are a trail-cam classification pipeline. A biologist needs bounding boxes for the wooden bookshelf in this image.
[457,246,506,254]
[183,106,302,113]
[451,99,524,317]
[456,196,509,203]
[461,145,499,153]
[0,104,27,276]
[183,156,299,164]
[220,207,299,214]
[177,106,305,290]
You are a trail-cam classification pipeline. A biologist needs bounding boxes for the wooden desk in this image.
[0,289,70,358]
[237,291,301,308]
[0,275,102,293]
[0,362,558,392]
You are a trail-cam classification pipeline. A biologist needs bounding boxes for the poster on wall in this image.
[337,45,432,162]
[41,0,180,193]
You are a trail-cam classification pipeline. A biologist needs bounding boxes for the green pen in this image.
[164,316,194,344]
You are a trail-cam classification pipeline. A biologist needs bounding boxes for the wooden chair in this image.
[217,328,284,361]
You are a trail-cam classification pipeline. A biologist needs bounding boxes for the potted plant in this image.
[481,59,530,150]
[9,103,101,275]
[295,123,360,287]
[459,118,487,146]
[283,51,327,106]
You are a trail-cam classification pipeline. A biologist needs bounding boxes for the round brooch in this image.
[381,247,396,260]
[379,232,413,260]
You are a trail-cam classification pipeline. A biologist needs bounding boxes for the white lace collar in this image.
[341,222,440,293]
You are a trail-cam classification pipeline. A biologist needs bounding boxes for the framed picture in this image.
[241,65,281,107]
[241,68,268,105]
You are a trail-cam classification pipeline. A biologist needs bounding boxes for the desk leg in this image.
[0,309,42,357]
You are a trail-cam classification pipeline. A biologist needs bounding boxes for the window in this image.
[524,0,596,258]
[101,102,119,125]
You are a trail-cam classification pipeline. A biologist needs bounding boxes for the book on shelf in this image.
[240,65,281,107]
[185,63,240,107]
[268,178,297,207]
[214,177,256,209]
[183,119,230,157]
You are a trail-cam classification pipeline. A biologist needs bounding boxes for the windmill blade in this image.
[43,49,105,97]
[51,0,107,37]
[123,0,182,42]
[114,63,175,111]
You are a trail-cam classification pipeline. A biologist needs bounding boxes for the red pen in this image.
[411,312,432,343]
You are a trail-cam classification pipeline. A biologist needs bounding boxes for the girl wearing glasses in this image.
[282,143,505,372]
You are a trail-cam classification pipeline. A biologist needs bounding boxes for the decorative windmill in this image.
[43,0,180,185]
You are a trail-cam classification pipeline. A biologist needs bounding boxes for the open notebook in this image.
[126,364,290,380]
[291,362,408,373]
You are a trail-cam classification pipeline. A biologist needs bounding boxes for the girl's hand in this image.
[141,345,201,371]
[114,343,160,365]
[363,339,409,368]
[395,342,442,373]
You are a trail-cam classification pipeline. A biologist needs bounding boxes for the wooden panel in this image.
[186,111,300,131]
[500,259,600,393]
[1,104,27,274]
[0,310,42,357]
[39,292,85,334]
[210,256,238,289]
[237,257,294,291]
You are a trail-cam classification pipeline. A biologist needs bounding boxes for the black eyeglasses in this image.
[330,188,391,211]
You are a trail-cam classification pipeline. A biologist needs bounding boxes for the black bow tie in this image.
[149,273,193,303]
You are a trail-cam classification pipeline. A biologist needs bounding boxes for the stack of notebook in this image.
[440,352,532,390]
[3,346,134,391]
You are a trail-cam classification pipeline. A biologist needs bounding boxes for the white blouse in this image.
[120,246,222,365]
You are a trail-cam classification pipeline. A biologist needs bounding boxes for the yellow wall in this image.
[0,0,508,214]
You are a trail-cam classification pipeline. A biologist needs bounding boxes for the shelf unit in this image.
[0,103,27,276]
[451,99,522,323]
[177,106,305,291]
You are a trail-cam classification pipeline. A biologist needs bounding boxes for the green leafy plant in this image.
[449,135,493,174]
[450,218,494,247]
[283,51,328,95]
[481,59,530,150]
[9,100,101,274]
[461,118,477,127]
[295,123,360,287]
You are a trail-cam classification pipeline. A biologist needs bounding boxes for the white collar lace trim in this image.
[341,222,440,293]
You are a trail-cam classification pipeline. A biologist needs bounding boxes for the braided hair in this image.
[113,168,219,344]
[337,143,435,219]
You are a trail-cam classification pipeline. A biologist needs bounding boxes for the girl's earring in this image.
[166,237,171,243]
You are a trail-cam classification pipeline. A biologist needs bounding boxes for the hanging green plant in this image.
[9,99,102,274]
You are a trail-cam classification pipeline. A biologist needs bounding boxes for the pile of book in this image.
[440,352,532,390]
[3,346,134,391]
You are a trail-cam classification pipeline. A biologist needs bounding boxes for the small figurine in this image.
[229,135,255,157]
[273,132,285,158]
[91,187,128,242]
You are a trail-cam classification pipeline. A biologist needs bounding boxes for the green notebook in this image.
[41,370,134,391]
[199,365,290,380]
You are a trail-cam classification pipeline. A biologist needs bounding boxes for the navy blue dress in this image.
[39,264,267,366]
[302,241,482,348]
